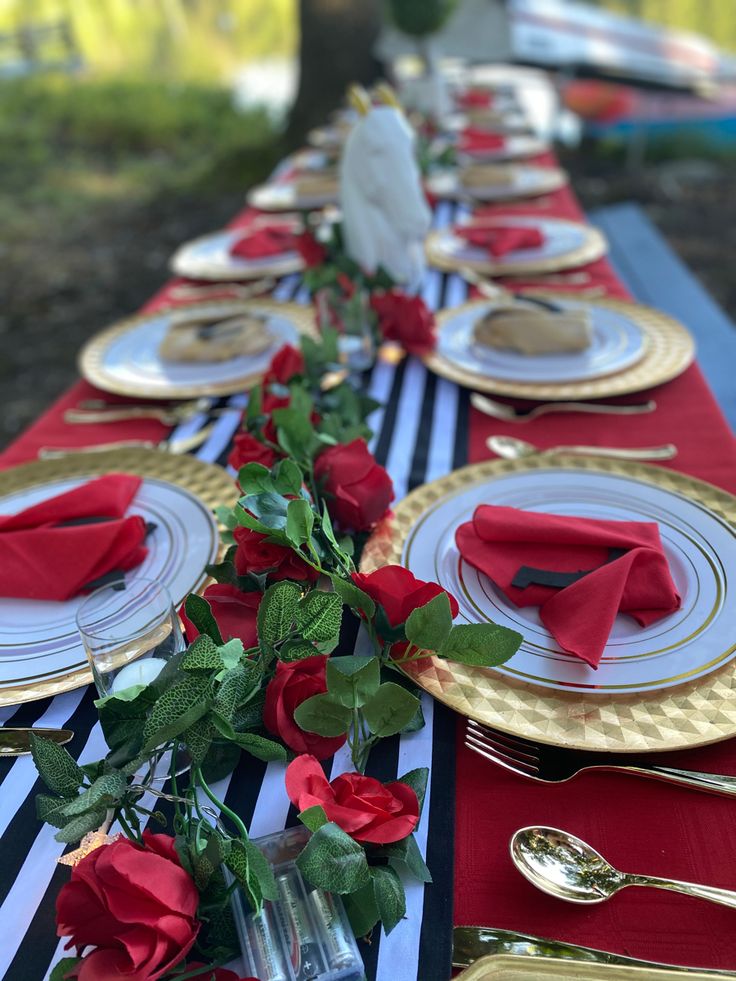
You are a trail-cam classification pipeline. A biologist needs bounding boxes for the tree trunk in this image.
[285,0,384,148]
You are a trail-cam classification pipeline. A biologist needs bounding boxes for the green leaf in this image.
[141,674,212,752]
[296,590,343,643]
[214,661,261,720]
[232,731,287,762]
[183,594,224,645]
[237,462,274,495]
[226,838,278,911]
[285,498,315,546]
[326,656,380,708]
[55,807,108,843]
[330,574,376,618]
[363,683,421,738]
[293,693,351,737]
[372,865,406,934]
[36,793,73,829]
[440,623,523,667]
[217,638,245,672]
[273,406,315,459]
[278,639,318,662]
[50,958,82,981]
[380,833,432,883]
[181,716,215,768]
[342,880,380,937]
[242,491,290,532]
[257,580,300,647]
[298,805,329,832]
[201,740,242,784]
[396,766,429,816]
[29,734,84,799]
[60,772,127,817]
[404,591,454,652]
[246,384,262,424]
[272,458,304,497]
[181,634,224,672]
[296,822,371,894]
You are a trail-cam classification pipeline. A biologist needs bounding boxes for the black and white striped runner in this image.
[0,202,470,981]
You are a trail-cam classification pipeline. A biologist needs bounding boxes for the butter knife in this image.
[0,727,74,757]
[452,927,736,975]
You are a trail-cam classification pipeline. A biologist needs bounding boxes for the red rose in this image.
[263,344,305,387]
[296,231,328,267]
[184,965,258,981]
[57,832,199,981]
[370,290,436,357]
[180,584,261,649]
[234,526,318,583]
[228,432,276,473]
[264,655,347,760]
[352,566,459,627]
[314,439,394,532]
[286,755,419,844]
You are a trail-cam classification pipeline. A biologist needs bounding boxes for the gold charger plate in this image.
[361,455,736,753]
[79,299,318,400]
[456,954,730,980]
[426,218,607,277]
[0,449,237,706]
[425,165,568,204]
[424,295,694,400]
[170,227,304,281]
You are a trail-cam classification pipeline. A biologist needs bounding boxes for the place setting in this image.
[425,161,568,204]
[170,216,305,281]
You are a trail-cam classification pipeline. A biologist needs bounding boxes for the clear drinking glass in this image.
[76,578,185,698]
[316,286,376,371]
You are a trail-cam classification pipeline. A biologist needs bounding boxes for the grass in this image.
[0,76,281,236]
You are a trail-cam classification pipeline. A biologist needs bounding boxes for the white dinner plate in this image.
[402,466,736,694]
[170,228,303,281]
[0,475,218,701]
[247,180,338,212]
[436,297,646,383]
[455,133,548,162]
[79,299,316,400]
[425,165,567,203]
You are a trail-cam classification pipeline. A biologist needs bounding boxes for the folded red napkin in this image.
[458,128,506,154]
[456,224,544,257]
[455,505,681,668]
[0,474,149,601]
[230,227,296,259]
[457,90,494,109]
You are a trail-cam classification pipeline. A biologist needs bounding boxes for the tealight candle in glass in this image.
[76,578,185,698]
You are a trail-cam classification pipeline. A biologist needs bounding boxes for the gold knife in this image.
[0,727,74,757]
[37,421,220,459]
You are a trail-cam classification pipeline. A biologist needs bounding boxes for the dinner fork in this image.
[471,392,657,422]
[465,719,736,799]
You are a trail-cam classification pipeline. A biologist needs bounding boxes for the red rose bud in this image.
[56,832,199,981]
[228,431,277,474]
[234,526,318,583]
[264,656,347,760]
[286,754,419,844]
[296,230,328,267]
[370,290,437,357]
[180,584,261,649]
[263,343,305,387]
[314,438,394,532]
[352,565,459,627]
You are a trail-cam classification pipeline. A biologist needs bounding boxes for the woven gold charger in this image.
[361,455,736,754]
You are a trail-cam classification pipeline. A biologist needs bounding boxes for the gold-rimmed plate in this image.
[424,295,694,400]
[426,216,607,277]
[0,450,237,705]
[425,164,567,203]
[79,299,317,400]
[247,177,339,212]
[170,226,304,282]
[361,455,736,753]
[456,954,731,980]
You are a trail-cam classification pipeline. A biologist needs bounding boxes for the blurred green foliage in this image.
[0,0,296,81]
[591,0,736,51]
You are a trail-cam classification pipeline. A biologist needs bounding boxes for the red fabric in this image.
[458,128,506,155]
[456,155,736,971]
[230,225,296,258]
[456,90,495,110]
[0,473,147,600]
[456,223,544,258]
[456,506,680,667]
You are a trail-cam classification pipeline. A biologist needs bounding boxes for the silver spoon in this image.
[511,826,736,910]
[487,434,677,462]
[471,392,656,423]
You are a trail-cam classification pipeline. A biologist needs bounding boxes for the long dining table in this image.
[1,91,736,981]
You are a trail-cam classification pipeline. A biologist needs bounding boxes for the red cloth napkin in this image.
[0,474,148,601]
[455,504,681,668]
[230,226,296,259]
[458,127,506,155]
[457,90,494,109]
[456,223,544,257]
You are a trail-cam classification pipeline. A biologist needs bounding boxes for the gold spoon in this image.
[487,434,677,462]
[511,826,736,910]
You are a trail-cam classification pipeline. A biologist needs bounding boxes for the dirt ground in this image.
[1,155,734,451]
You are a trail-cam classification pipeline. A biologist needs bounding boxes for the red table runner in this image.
[455,162,736,970]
